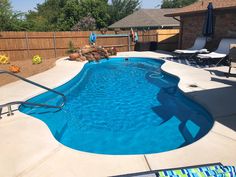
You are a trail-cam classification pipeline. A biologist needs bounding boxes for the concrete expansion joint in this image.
[211,131,236,142]
[16,145,62,177]
[143,155,152,171]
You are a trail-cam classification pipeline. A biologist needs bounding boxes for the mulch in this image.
[0,57,60,86]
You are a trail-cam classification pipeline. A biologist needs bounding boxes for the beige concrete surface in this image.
[0,112,60,177]
[21,148,149,177]
[0,52,236,177]
[146,130,236,169]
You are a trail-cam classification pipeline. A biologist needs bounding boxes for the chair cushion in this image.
[174,49,198,54]
[197,52,226,59]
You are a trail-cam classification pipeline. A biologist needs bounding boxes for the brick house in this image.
[166,0,236,50]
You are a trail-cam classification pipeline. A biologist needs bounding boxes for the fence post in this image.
[156,30,159,44]
[156,30,160,51]
[148,30,150,41]
[25,32,30,58]
[128,34,131,51]
[53,32,57,58]
[142,31,144,42]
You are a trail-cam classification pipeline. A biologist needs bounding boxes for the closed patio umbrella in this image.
[203,2,214,37]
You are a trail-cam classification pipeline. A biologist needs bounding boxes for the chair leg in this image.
[207,58,210,66]
[196,57,204,65]
[227,66,232,78]
[0,107,2,119]
[178,53,182,60]
[187,53,196,61]
[215,57,225,66]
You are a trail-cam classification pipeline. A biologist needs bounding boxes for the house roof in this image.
[166,0,236,17]
[109,9,180,29]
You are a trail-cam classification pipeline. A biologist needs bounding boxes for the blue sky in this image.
[11,0,162,12]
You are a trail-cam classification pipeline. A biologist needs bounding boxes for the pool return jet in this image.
[0,70,66,118]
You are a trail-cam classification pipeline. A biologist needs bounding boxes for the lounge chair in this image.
[197,38,236,66]
[113,163,236,177]
[227,44,236,77]
[174,37,207,59]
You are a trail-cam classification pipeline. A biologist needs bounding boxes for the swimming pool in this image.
[20,58,213,155]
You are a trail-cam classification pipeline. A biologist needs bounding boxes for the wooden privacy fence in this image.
[0,31,131,61]
[132,29,179,51]
[156,29,180,51]
[0,29,179,61]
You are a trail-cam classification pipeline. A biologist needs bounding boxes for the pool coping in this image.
[0,52,235,177]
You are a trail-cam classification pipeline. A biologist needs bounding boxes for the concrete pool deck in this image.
[0,51,235,177]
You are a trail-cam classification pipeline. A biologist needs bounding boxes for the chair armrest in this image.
[229,44,236,67]
[198,48,209,54]
[229,44,236,56]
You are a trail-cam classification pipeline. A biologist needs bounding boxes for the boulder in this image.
[69,53,80,60]
[93,53,101,61]
[79,56,87,61]
[81,47,97,55]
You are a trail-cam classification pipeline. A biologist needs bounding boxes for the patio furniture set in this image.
[173,37,236,76]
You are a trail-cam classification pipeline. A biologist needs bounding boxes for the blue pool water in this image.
[20,58,213,155]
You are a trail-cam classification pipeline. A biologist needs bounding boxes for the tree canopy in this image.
[80,0,110,29]
[108,0,140,25]
[161,0,198,8]
[71,14,96,31]
[0,0,25,31]
[25,0,82,31]
[1,0,141,31]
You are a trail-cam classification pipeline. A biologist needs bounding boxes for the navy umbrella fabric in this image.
[203,2,214,37]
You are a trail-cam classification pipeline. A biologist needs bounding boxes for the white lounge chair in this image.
[197,38,236,65]
[175,37,207,55]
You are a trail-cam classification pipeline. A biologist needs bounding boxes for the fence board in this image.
[156,29,179,51]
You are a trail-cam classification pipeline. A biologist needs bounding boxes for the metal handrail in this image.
[0,70,66,116]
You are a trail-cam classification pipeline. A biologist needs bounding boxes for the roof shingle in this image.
[109,9,179,29]
[166,0,236,17]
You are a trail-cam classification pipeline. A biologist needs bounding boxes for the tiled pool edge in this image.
[0,52,235,177]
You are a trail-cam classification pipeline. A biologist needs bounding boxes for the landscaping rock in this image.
[69,45,117,62]
[69,53,81,60]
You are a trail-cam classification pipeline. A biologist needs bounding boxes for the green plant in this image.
[161,0,197,8]
[66,41,77,54]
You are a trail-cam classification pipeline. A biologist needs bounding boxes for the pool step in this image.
[179,120,201,145]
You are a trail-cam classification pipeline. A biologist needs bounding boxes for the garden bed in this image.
[0,57,59,86]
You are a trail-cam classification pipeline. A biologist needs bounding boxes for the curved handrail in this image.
[0,70,66,109]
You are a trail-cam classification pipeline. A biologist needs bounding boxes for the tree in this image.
[0,0,14,30]
[71,14,96,31]
[60,0,82,30]
[108,0,140,25]
[80,0,110,29]
[26,0,62,31]
[0,0,25,31]
[1,0,141,31]
[25,0,82,31]
[161,0,197,8]
[25,0,109,31]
